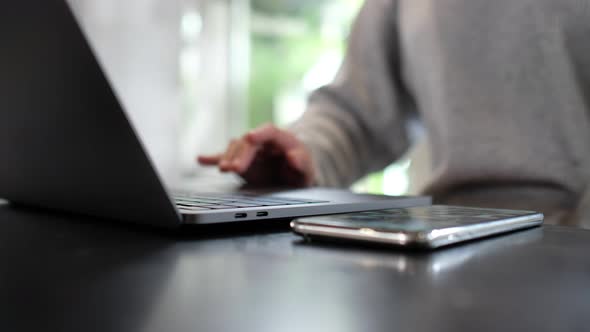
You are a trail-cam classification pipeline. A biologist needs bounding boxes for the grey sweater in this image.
[291,0,590,222]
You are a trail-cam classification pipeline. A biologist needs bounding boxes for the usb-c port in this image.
[235,213,247,219]
[256,211,269,217]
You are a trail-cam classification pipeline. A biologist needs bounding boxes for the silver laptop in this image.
[0,0,430,227]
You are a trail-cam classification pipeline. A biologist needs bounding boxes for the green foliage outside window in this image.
[248,0,360,128]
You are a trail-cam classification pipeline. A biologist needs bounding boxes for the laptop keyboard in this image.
[172,191,329,211]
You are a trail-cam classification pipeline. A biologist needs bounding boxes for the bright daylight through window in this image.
[68,0,416,195]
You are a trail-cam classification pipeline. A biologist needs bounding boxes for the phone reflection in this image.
[293,227,544,277]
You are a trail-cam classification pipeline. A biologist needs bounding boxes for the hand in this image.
[197,124,315,187]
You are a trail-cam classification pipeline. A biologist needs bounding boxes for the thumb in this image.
[285,148,314,186]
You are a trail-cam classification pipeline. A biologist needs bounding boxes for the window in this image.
[69,0,415,194]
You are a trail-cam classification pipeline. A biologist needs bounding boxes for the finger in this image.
[285,148,314,186]
[245,124,299,151]
[231,141,260,174]
[219,139,242,171]
[197,154,223,165]
[285,149,305,172]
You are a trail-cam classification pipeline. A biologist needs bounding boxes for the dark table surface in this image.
[1,202,589,332]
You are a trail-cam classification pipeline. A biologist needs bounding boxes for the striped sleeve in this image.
[290,0,415,187]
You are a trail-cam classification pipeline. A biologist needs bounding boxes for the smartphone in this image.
[291,205,544,249]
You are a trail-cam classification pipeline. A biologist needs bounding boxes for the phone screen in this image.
[300,206,538,233]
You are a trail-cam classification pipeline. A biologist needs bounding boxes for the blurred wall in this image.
[67,0,183,177]
[67,0,249,179]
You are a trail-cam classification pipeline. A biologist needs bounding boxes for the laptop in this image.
[0,0,430,227]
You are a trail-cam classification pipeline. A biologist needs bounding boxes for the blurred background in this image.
[67,0,427,195]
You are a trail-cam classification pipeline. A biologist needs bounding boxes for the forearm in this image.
[291,90,407,187]
[290,0,413,187]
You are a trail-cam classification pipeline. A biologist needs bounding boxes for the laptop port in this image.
[234,213,247,219]
[256,211,269,217]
